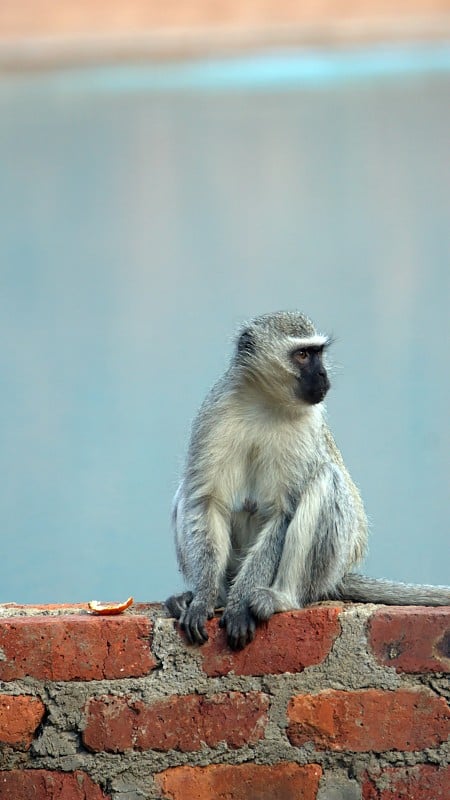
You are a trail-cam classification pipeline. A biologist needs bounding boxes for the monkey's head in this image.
[234,311,331,409]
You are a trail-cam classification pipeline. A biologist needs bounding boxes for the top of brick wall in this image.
[0,602,448,681]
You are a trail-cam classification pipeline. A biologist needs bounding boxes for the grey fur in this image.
[166,311,450,649]
[338,574,450,605]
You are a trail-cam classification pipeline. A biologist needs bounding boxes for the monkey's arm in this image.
[171,493,231,645]
[221,464,359,649]
[219,512,291,649]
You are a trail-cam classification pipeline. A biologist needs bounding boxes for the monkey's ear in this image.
[237,329,256,355]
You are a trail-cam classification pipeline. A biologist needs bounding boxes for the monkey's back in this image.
[323,424,368,565]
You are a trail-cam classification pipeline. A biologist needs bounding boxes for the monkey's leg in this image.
[249,466,356,621]
[174,498,231,645]
[220,513,291,649]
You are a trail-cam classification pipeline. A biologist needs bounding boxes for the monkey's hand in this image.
[179,597,214,645]
[165,591,194,620]
[219,603,257,650]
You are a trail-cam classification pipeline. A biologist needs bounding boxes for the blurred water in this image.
[0,46,449,603]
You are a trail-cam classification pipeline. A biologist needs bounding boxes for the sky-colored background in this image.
[1,45,449,603]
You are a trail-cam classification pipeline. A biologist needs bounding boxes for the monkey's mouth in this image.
[295,377,330,405]
[304,388,329,405]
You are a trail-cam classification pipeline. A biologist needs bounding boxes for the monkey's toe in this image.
[165,591,194,620]
[220,606,257,650]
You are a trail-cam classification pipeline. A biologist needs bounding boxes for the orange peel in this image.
[88,596,134,615]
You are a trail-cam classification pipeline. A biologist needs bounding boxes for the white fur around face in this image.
[287,334,329,349]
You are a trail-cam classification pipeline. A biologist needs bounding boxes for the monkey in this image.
[165,311,450,650]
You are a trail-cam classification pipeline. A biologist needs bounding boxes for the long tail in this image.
[338,573,450,606]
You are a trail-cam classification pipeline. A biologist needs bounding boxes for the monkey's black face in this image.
[292,347,330,405]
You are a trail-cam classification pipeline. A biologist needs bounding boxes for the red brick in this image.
[369,606,450,673]
[154,763,322,800]
[362,764,450,799]
[287,689,450,752]
[0,695,45,749]
[0,770,109,799]
[0,615,154,681]
[83,691,269,753]
[198,607,342,677]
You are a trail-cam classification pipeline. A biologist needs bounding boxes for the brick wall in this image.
[0,602,448,799]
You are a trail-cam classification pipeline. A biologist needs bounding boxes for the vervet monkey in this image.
[166,311,450,649]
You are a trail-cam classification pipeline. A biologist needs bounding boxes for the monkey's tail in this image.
[338,573,450,607]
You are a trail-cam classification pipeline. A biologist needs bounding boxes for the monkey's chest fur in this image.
[203,407,323,568]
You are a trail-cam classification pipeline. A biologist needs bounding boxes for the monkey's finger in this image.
[188,611,209,644]
[180,608,209,645]
[194,620,209,643]
[179,616,195,645]
[247,618,256,642]
[179,608,196,644]
[226,612,256,650]
[228,626,247,651]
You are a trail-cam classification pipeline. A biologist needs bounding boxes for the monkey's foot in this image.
[179,598,214,645]
[165,591,194,620]
[249,588,295,620]
[248,588,276,621]
[219,604,257,650]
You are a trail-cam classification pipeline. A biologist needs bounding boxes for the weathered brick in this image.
[0,695,45,749]
[83,691,269,753]
[0,615,155,681]
[287,688,450,752]
[0,770,109,799]
[198,607,342,677]
[362,764,450,799]
[369,606,450,673]
[154,763,322,800]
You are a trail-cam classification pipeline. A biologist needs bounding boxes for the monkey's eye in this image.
[293,349,309,364]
